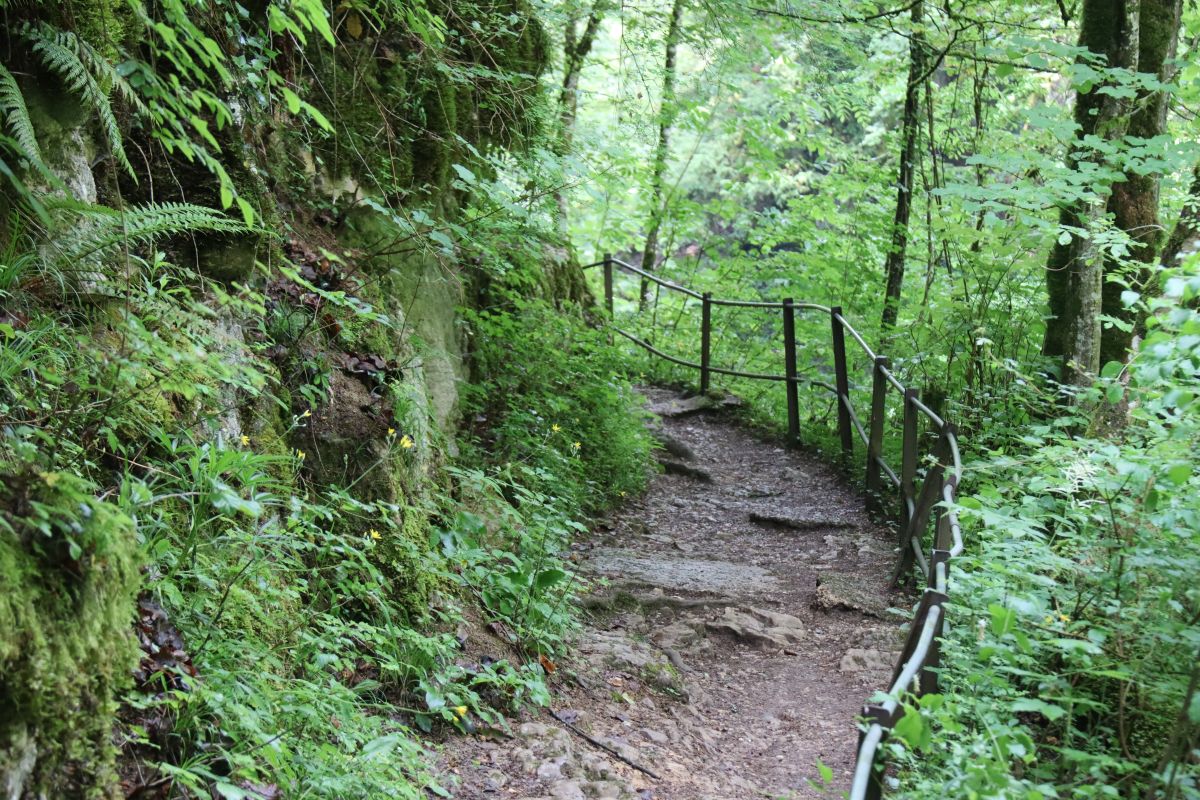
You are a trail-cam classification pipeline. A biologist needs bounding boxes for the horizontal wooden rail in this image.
[588,253,966,800]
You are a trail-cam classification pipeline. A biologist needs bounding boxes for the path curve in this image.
[438,387,904,799]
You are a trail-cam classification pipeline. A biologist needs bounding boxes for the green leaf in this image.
[893,706,925,748]
[534,568,568,591]
[1165,463,1192,485]
[989,603,1016,637]
[451,163,477,184]
[1012,697,1067,722]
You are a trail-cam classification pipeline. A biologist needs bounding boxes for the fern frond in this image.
[0,65,42,164]
[67,29,148,117]
[20,23,136,180]
[45,198,251,264]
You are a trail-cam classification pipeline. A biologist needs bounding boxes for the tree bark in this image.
[1042,0,1141,384]
[639,0,685,311]
[880,0,925,330]
[1099,0,1182,365]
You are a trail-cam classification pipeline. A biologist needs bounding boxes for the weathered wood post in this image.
[782,298,800,443]
[865,355,889,515]
[700,292,712,395]
[830,306,853,466]
[602,252,614,318]
[900,387,919,536]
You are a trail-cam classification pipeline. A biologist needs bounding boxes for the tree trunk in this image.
[548,1,607,306]
[638,0,685,311]
[1042,0,1141,384]
[1099,0,1183,366]
[880,0,925,330]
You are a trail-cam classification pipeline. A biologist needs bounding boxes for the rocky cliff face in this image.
[0,2,565,795]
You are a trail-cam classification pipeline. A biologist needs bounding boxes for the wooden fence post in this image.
[783,298,799,444]
[602,252,614,318]
[865,355,889,515]
[701,292,712,395]
[900,387,919,536]
[830,306,853,465]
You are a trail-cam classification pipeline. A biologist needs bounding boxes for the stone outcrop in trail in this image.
[437,388,905,799]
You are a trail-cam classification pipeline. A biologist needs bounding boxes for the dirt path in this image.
[437,388,905,799]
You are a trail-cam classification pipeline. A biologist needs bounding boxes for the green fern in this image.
[46,199,252,264]
[0,65,42,165]
[20,22,137,179]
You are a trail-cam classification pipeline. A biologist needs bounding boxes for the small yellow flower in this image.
[301,409,312,418]
[551,423,561,432]
[1058,613,1070,623]
[239,434,250,446]
[399,434,415,449]
[387,427,396,437]
[295,449,306,461]
[453,705,468,718]
[368,529,382,541]
[572,441,581,450]
[619,491,626,497]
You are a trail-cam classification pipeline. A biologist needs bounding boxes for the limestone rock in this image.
[705,606,806,649]
[812,573,891,617]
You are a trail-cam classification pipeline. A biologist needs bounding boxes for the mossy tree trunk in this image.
[639,0,685,311]
[880,0,925,331]
[1099,0,1182,366]
[1043,0,1140,384]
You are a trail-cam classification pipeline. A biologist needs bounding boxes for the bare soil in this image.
[435,388,907,800]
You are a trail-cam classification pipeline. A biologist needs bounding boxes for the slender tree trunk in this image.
[1099,0,1183,365]
[880,0,925,330]
[1042,0,1140,384]
[549,1,607,306]
[555,1,606,228]
[1160,164,1200,269]
[639,0,685,311]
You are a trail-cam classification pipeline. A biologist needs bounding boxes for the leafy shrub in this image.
[887,269,1200,798]
[462,293,654,513]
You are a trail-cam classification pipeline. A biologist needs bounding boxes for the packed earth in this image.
[437,388,906,799]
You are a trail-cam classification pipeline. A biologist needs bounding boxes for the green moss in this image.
[67,0,135,60]
[0,469,140,799]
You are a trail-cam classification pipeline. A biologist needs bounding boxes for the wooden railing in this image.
[586,255,965,800]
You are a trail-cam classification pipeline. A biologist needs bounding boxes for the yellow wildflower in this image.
[572,441,581,450]
[295,449,306,461]
[387,427,396,437]
[239,434,250,446]
[1058,613,1070,623]
[301,409,312,418]
[551,423,561,432]
[453,705,468,718]
[368,529,382,541]
[399,434,415,449]
[1044,615,1054,625]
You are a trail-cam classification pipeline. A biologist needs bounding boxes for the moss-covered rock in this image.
[0,469,140,799]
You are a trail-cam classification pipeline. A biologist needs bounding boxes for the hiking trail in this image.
[437,387,907,799]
